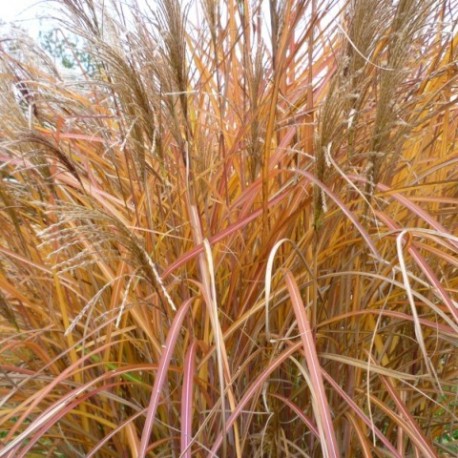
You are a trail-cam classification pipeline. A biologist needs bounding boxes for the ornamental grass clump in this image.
[0,0,457,456]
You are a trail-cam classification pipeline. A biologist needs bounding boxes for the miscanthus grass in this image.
[0,0,457,456]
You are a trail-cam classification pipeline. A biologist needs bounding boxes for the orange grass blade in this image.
[269,393,319,439]
[322,370,401,458]
[284,270,340,458]
[292,168,381,260]
[181,340,197,458]
[379,372,438,457]
[138,298,193,458]
[208,341,303,457]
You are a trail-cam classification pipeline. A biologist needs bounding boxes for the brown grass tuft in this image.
[0,0,457,456]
